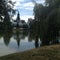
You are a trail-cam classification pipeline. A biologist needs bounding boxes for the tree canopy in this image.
[32,0,60,40]
[0,0,15,21]
[0,0,16,30]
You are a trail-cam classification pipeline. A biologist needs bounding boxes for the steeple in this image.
[16,11,20,22]
[16,11,20,27]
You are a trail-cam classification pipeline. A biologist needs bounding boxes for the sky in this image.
[12,0,45,22]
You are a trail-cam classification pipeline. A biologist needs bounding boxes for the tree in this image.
[0,0,15,22]
[32,0,60,40]
[33,4,44,21]
[0,0,16,30]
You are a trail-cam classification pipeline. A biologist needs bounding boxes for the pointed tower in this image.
[16,11,20,27]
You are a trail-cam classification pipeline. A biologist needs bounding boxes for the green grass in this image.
[0,44,60,60]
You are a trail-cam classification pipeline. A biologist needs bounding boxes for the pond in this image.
[0,29,60,56]
[0,29,41,56]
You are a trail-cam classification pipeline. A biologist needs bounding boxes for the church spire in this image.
[16,11,20,27]
[17,11,20,21]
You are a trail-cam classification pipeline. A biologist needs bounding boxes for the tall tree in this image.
[0,0,16,30]
[32,0,60,40]
[0,0,15,22]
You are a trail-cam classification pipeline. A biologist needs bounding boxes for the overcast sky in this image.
[12,0,45,22]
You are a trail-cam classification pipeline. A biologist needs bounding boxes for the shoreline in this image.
[0,44,60,60]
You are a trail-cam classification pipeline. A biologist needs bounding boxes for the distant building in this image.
[11,12,28,29]
[27,18,34,28]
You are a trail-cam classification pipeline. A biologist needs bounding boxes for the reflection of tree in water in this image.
[28,30,40,48]
[3,30,12,46]
[41,30,60,46]
[35,35,39,48]
[28,29,60,47]
[0,31,3,38]
[41,38,59,46]
[28,30,35,41]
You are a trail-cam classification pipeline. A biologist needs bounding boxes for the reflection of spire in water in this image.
[16,35,20,47]
[15,30,20,47]
[13,29,28,47]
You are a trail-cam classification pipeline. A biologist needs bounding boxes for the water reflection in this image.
[3,31,12,46]
[41,31,60,46]
[35,36,39,48]
[28,30,60,47]
[28,30,41,48]
[14,29,20,47]
[0,29,60,48]
[0,29,60,53]
[13,29,28,47]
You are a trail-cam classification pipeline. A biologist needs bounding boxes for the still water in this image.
[0,29,41,56]
[0,29,60,56]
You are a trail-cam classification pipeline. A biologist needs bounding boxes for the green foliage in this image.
[0,0,16,30]
[33,4,44,20]
[32,0,60,40]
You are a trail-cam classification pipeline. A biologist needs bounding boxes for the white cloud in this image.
[14,2,21,6]
[12,0,24,2]
[21,15,34,22]
[22,2,34,10]
[23,2,34,7]
[12,0,45,9]
[36,0,45,4]
[12,0,45,22]
[25,7,33,10]
[12,0,25,9]
[12,15,17,20]
[13,0,45,10]
[13,1,34,10]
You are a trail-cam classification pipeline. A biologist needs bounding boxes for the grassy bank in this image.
[0,44,60,60]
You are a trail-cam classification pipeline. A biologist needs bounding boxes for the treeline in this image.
[29,0,60,40]
[0,0,15,30]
